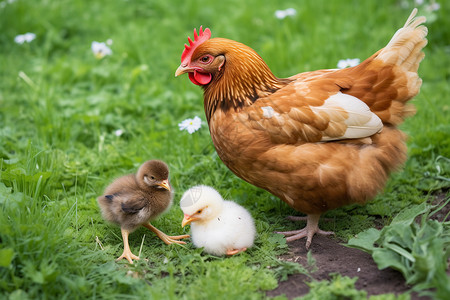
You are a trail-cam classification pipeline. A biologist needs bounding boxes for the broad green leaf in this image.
[415,219,443,244]
[346,228,380,253]
[390,202,429,226]
[379,223,415,252]
[372,248,409,277]
[0,248,15,267]
[384,243,415,262]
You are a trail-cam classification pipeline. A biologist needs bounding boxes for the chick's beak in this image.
[182,214,199,227]
[175,64,192,77]
[157,179,171,191]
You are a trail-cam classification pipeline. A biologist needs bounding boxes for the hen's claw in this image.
[276,214,334,249]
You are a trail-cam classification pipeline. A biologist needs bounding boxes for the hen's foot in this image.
[226,247,247,256]
[276,214,334,249]
[142,223,190,245]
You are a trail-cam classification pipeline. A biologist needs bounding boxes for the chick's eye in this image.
[196,209,202,214]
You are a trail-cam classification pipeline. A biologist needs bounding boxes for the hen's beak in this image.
[157,179,171,191]
[182,214,199,227]
[175,64,192,77]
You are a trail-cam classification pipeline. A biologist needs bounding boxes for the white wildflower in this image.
[1,0,16,8]
[114,129,124,137]
[178,116,202,134]
[414,0,424,5]
[275,8,297,19]
[14,33,36,44]
[91,41,112,59]
[427,2,440,11]
[285,8,297,16]
[275,10,287,19]
[106,38,113,45]
[337,58,360,69]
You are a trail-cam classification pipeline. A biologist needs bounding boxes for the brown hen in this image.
[175,9,427,248]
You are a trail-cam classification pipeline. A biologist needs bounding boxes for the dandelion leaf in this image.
[346,228,380,253]
[390,202,429,225]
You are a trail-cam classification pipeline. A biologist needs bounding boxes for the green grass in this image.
[1,0,449,299]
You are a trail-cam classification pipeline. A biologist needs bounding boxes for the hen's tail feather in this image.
[378,8,428,71]
[344,9,427,126]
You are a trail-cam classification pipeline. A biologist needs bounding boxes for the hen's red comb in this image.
[181,26,211,65]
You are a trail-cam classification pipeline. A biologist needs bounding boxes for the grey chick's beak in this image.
[157,179,171,191]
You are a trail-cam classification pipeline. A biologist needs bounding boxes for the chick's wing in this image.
[120,197,147,214]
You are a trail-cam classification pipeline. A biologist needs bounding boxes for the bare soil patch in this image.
[267,235,430,299]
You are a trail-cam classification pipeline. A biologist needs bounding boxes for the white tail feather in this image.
[377,8,428,70]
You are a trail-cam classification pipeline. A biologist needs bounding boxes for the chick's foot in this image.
[117,228,140,264]
[142,223,190,245]
[116,250,140,264]
[276,214,334,249]
[226,247,247,256]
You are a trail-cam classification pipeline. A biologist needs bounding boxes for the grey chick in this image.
[98,160,189,263]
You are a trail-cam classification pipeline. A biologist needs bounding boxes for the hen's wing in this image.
[235,71,383,145]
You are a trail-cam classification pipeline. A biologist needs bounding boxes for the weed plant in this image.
[1,0,448,299]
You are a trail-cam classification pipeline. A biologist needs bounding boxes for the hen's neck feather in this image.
[201,39,291,122]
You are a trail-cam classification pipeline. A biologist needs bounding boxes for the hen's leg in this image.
[276,214,334,249]
[142,223,190,245]
[116,228,140,264]
[226,247,247,256]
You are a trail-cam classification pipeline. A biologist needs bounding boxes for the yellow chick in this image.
[180,185,256,256]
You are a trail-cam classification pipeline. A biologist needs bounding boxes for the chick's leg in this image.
[276,214,334,249]
[116,228,140,264]
[142,223,190,245]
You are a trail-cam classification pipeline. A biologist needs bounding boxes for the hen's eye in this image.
[150,176,155,180]
[200,56,210,63]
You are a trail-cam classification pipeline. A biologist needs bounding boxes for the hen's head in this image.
[175,26,225,86]
[175,27,287,119]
